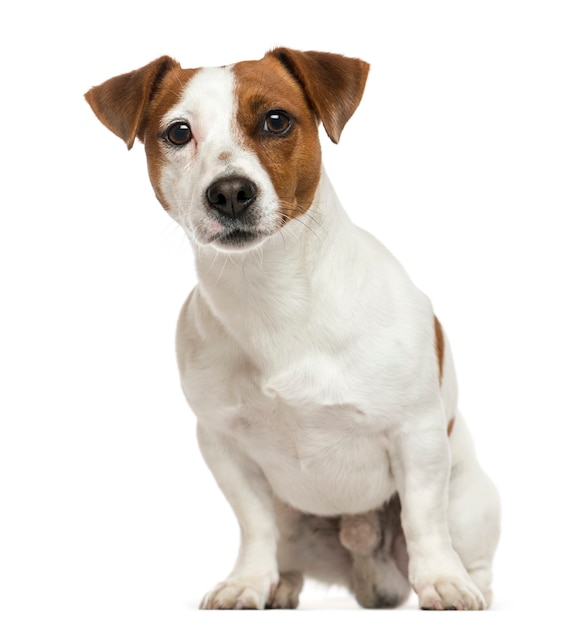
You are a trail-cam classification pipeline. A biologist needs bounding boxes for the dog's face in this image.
[145,57,322,251]
[86,49,369,251]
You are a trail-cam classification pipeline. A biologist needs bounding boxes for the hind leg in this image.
[447,417,501,607]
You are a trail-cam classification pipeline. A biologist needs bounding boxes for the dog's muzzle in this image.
[203,176,271,250]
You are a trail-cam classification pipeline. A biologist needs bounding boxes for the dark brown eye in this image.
[166,121,192,146]
[263,111,292,136]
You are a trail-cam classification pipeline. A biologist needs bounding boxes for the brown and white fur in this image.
[85,48,500,610]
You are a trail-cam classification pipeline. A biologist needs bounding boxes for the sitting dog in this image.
[85,47,500,610]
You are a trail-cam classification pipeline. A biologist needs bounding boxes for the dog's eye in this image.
[165,121,192,146]
[263,111,292,136]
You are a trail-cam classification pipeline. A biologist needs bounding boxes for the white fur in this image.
[158,65,500,610]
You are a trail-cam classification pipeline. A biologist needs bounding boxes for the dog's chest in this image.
[188,352,396,515]
[178,278,406,516]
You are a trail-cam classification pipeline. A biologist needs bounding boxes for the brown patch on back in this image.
[447,416,456,437]
[434,315,445,385]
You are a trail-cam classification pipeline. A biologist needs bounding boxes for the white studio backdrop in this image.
[1,1,571,624]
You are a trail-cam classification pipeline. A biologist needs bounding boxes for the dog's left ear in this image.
[269,48,369,144]
[85,56,180,149]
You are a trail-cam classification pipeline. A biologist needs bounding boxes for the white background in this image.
[1,1,571,623]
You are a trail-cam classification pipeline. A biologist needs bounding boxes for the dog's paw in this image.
[266,572,303,609]
[416,576,486,610]
[200,575,276,610]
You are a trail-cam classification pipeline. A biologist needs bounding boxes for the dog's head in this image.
[85,48,369,252]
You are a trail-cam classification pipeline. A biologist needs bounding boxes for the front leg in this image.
[197,424,279,609]
[391,400,485,610]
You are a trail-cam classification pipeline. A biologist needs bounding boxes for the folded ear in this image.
[85,56,180,149]
[268,48,369,144]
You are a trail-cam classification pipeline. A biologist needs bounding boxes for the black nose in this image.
[206,177,258,217]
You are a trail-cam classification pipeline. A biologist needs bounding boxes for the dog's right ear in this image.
[85,56,180,149]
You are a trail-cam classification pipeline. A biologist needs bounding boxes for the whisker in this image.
[256,243,267,274]
[277,207,323,243]
[277,199,325,230]
[278,227,287,249]
[277,214,302,245]
[215,253,229,287]
[207,247,220,274]
[298,208,324,229]
[227,253,240,269]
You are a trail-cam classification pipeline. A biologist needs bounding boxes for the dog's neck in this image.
[191,169,361,360]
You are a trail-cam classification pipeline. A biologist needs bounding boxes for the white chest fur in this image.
[182,337,396,516]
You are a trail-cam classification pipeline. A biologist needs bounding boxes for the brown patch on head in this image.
[85,56,180,150]
[232,55,322,223]
[85,56,198,210]
[232,48,369,224]
[447,416,456,437]
[270,48,370,144]
[434,315,445,385]
[218,151,232,161]
[141,66,199,209]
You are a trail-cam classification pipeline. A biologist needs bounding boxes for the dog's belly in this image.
[229,401,396,517]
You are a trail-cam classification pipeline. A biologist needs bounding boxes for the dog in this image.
[85,48,500,610]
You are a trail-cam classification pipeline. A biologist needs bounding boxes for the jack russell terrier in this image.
[85,48,500,610]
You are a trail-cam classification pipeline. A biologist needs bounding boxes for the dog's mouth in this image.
[208,227,271,251]
[193,216,276,252]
